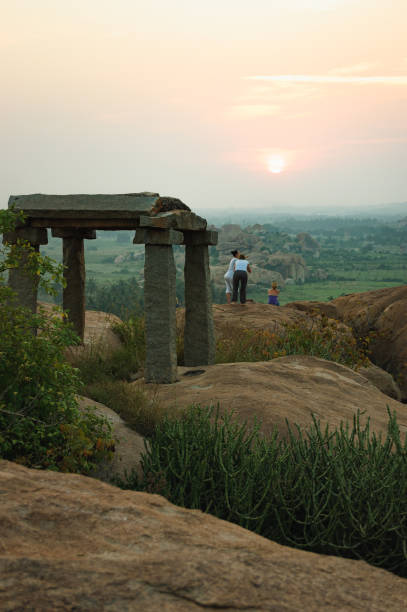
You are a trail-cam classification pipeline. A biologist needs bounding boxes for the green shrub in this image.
[0,209,114,473]
[83,379,171,437]
[74,317,145,387]
[121,405,407,578]
[77,318,182,437]
[112,316,146,366]
[76,345,141,386]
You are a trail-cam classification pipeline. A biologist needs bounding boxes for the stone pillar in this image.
[52,228,96,341]
[4,227,48,314]
[134,228,183,383]
[183,230,218,367]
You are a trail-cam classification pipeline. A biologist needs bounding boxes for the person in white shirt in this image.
[224,249,240,304]
[232,254,252,304]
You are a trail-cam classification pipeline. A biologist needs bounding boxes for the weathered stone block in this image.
[3,227,48,245]
[144,245,178,383]
[52,228,96,240]
[9,193,161,219]
[133,228,184,245]
[183,230,218,246]
[139,211,207,232]
[151,196,191,215]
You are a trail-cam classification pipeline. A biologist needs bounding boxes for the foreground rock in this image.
[77,396,145,481]
[1,461,407,611]
[333,286,407,401]
[287,286,407,401]
[140,356,407,439]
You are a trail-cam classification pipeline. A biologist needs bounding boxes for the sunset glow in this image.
[268,156,286,174]
[0,0,406,212]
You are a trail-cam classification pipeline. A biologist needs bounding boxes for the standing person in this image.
[224,249,240,304]
[267,281,280,305]
[232,254,251,304]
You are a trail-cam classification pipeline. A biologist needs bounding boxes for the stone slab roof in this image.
[7,193,202,230]
[8,193,163,219]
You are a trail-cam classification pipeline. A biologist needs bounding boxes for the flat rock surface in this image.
[140,356,407,439]
[1,460,407,611]
[178,302,342,341]
[211,302,314,331]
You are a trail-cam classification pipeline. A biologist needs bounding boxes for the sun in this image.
[268,155,285,174]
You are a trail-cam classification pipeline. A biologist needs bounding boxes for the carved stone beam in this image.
[139,211,207,232]
[51,228,96,240]
[133,228,184,245]
[182,230,218,246]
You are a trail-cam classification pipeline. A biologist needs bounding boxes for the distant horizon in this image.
[199,200,407,216]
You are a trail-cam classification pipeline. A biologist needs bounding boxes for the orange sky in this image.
[1,0,406,213]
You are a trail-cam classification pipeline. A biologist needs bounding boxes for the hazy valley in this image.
[39,212,407,314]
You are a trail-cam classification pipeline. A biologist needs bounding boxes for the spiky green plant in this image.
[120,405,407,578]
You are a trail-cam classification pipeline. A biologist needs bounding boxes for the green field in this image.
[43,234,145,284]
[40,219,407,310]
[248,280,405,306]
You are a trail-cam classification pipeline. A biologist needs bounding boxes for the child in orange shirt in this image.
[267,281,280,305]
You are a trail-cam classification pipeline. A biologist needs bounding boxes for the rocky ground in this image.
[2,460,407,611]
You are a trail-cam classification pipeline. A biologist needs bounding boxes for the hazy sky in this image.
[1,0,407,215]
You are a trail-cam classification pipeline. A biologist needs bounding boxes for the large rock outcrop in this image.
[1,460,407,611]
[139,356,407,440]
[333,286,407,401]
[296,232,320,257]
[287,286,407,401]
[266,253,307,282]
[179,303,399,399]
